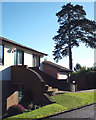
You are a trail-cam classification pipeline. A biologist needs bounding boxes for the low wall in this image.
[2,80,18,115]
[7,91,18,110]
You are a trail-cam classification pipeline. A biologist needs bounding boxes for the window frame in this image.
[18,85,23,103]
[14,49,24,65]
[17,50,24,65]
[33,54,40,67]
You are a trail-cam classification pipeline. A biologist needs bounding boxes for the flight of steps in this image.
[45,85,58,96]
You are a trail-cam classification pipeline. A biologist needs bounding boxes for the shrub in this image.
[7,104,26,117]
[70,68,96,90]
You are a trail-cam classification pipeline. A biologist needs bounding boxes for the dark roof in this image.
[0,36,47,56]
[43,60,73,72]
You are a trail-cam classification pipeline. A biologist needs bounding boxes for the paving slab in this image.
[55,89,96,95]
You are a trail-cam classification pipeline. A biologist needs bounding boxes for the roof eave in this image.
[43,61,73,72]
[0,36,47,56]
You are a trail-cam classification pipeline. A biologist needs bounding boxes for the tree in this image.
[74,63,82,71]
[53,3,96,70]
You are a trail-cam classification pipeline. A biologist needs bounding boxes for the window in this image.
[14,49,24,65]
[18,85,23,102]
[17,50,24,65]
[0,45,4,65]
[58,72,68,80]
[33,55,40,67]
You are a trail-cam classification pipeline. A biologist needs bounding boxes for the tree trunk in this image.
[69,45,72,70]
[68,11,73,70]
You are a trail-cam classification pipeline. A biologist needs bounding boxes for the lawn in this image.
[4,92,96,120]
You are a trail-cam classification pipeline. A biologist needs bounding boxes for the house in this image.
[0,36,47,72]
[0,37,73,116]
[42,60,72,81]
[0,37,54,115]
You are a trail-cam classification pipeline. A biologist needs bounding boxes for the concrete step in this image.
[46,91,54,96]
[45,84,59,96]
[48,88,58,92]
[48,86,52,90]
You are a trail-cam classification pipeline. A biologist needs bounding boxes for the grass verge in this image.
[4,92,96,119]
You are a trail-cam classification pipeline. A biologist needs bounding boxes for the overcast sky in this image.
[1,1,95,69]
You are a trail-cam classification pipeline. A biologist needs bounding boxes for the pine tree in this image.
[53,3,96,70]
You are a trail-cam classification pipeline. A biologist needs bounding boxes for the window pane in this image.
[0,45,3,64]
[33,55,35,67]
[18,91,22,97]
[18,85,23,102]
[36,56,39,67]
[14,50,17,65]
[33,55,40,67]
[18,50,23,65]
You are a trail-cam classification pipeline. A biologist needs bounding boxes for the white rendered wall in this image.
[0,44,45,80]
[58,72,68,79]
[0,46,14,80]
[24,52,33,67]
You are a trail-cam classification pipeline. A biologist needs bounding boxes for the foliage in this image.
[74,63,82,71]
[53,3,96,70]
[7,104,25,117]
[87,67,96,72]
[73,64,86,74]
[73,65,96,74]
[70,65,96,90]
[4,92,95,120]
[5,104,65,119]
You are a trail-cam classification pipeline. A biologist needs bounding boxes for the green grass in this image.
[4,92,96,120]
[52,92,95,109]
